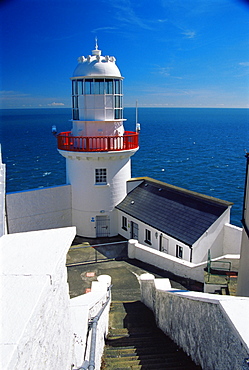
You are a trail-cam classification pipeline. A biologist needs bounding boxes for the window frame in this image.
[176,245,183,259]
[95,168,107,185]
[122,216,127,231]
[145,229,152,245]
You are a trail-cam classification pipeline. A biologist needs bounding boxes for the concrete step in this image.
[101,300,202,369]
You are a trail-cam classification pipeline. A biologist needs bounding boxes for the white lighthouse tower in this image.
[57,41,139,237]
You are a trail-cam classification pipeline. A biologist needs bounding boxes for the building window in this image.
[122,216,127,231]
[176,245,183,259]
[95,168,107,185]
[145,229,151,245]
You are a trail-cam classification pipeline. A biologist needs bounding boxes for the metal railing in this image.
[57,131,139,152]
[66,240,128,267]
[73,284,112,370]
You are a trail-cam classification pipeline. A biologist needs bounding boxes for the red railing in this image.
[57,131,139,152]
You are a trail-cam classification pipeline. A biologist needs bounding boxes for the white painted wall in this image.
[118,211,192,261]
[60,150,137,237]
[70,275,111,370]
[128,239,240,283]
[237,229,249,297]
[1,227,76,370]
[191,208,231,263]
[6,185,72,234]
[118,207,240,265]
[140,274,249,370]
[223,223,242,254]
[237,157,249,297]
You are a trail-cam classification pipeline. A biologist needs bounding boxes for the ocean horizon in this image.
[1,107,249,227]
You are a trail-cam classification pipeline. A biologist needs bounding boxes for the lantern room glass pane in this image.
[95,79,104,94]
[85,79,94,94]
[78,80,83,95]
[72,80,78,95]
[114,79,121,94]
[105,79,113,94]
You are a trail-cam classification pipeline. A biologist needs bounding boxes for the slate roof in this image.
[116,177,233,247]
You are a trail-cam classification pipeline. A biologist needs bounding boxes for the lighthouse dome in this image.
[73,45,122,78]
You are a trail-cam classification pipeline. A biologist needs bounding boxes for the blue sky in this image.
[1,0,249,108]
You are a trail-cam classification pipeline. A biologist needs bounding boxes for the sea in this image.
[1,107,249,227]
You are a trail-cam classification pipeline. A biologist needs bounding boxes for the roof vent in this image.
[159,188,162,191]
[145,183,148,187]
[131,201,135,205]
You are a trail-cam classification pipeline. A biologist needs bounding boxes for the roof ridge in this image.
[129,176,233,207]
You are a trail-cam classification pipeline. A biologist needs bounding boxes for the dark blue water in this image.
[1,107,249,227]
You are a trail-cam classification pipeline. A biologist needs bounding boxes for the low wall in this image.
[70,275,112,370]
[6,184,72,233]
[140,274,249,370]
[223,223,242,254]
[128,240,240,284]
[1,227,76,370]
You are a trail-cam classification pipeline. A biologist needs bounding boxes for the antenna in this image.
[136,100,138,125]
[135,101,141,132]
[95,36,98,50]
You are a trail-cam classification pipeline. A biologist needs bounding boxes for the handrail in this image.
[73,285,112,370]
[57,131,139,152]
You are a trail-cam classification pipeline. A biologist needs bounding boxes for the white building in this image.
[117,177,241,264]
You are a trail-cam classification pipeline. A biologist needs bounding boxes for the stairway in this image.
[101,300,202,370]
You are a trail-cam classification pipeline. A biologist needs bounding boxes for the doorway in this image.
[130,221,139,240]
[96,215,110,237]
[159,234,169,253]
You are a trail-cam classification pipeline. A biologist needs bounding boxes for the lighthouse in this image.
[57,41,139,237]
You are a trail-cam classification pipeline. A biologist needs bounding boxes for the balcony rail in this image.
[57,131,139,152]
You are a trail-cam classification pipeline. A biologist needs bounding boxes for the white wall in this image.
[6,185,72,234]
[237,157,249,297]
[118,211,191,261]
[70,275,111,370]
[60,150,137,237]
[1,227,76,370]
[140,274,249,370]
[223,223,242,254]
[118,207,240,265]
[237,229,249,297]
[128,240,240,283]
[191,209,231,263]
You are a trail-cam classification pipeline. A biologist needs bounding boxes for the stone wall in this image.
[140,274,249,370]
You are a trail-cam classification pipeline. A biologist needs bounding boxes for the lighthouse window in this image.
[78,80,83,95]
[105,79,113,94]
[114,79,122,94]
[95,79,105,94]
[115,96,122,108]
[95,168,107,185]
[114,109,122,119]
[85,79,94,94]
[72,80,78,95]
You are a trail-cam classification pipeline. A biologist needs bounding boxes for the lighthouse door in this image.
[96,216,110,237]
